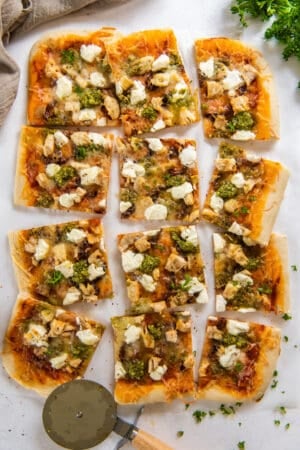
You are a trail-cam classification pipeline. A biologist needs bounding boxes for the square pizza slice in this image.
[197,316,281,402]
[15,126,113,214]
[105,29,199,136]
[213,232,290,314]
[2,293,105,396]
[202,141,289,246]
[194,37,279,140]
[117,137,200,223]
[28,28,122,127]
[111,310,194,404]
[9,219,113,306]
[118,226,207,311]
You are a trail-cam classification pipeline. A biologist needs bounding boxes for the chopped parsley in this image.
[185,403,190,410]
[285,423,290,430]
[274,420,281,426]
[278,406,287,415]
[220,404,236,415]
[45,270,64,286]
[192,410,207,423]
[282,313,292,321]
[238,441,245,450]
[283,335,289,342]
[271,379,278,389]
[176,431,184,438]
[257,284,273,295]
[209,410,216,416]
[273,370,278,377]
[291,264,298,271]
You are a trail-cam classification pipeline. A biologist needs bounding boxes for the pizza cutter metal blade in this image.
[42,379,173,450]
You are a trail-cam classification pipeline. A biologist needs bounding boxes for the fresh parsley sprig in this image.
[230,0,300,87]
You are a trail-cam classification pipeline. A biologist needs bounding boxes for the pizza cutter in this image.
[42,379,173,450]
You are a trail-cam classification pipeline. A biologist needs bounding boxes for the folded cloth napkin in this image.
[0,0,125,126]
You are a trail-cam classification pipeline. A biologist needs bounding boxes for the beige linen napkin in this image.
[0,0,125,126]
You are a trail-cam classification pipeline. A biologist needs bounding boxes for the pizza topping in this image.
[124,325,142,344]
[53,131,69,148]
[88,263,105,281]
[145,138,163,152]
[222,69,244,91]
[210,193,224,213]
[130,80,147,105]
[24,323,48,347]
[80,44,102,63]
[168,181,193,200]
[34,239,50,261]
[79,166,102,186]
[46,163,61,178]
[138,274,157,292]
[165,329,178,343]
[218,344,241,368]
[213,233,226,252]
[180,226,198,246]
[199,57,215,78]
[232,271,254,285]
[115,361,127,380]
[216,294,227,312]
[228,222,250,236]
[50,353,68,370]
[56,75,73,100]
[144,204,168,220]
[232,130,256,141]
[152,54,170,72]
[179,145,197,167]
[149,362,168,381]
[227,319,250,336]
[120,201,132,213]
[76,328,100,345]
[122,159,145,179]
[66,228,87,244]
[150,119,166,132]
[63,287,81,305]
[55,260,74,278]
[231,172,246,188]
[122,250,144,272]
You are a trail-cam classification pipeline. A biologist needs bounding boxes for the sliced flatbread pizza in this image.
[28,28,121,127]
[118,226,207,312]
[9,219,113,306]
[111,310,194,404]
[213,232,290,314]
[14,126,113,214]
[2,293,105,396]
[105,29,199,136]
[117,137,200,223]
[197,316,281,402]
[202,142,289,246]
[194,37,279,140]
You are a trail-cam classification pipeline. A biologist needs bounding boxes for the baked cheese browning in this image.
[194,37,279,141]
[2,294,105,396]
[9,219,113,306]
[105,29,199,136]
[15,126,113,214]
[28,28,121,127]
[214,232,290,314]
[202,142,289,246]
[197,316,281,402]
[111,311,194,404]
[117,137,200,222]
[118,226,208,311]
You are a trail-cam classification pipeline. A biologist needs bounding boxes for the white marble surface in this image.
[0,0,300,449]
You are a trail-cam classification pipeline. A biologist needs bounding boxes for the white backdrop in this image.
[0,1,300,449]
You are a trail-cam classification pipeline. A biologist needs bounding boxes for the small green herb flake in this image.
[235,402,243,408]
[238,422,242,427]
[285,423,290,430]
[220,404,236,415]
[193,410,207,423]
[209,410,216,417]
[291,265,298,271]
[185,403,190,410]
[283,335,289,342]
[282,313,292,321]
[238,441,245,450]
[273,370,278,377]
[271,379,278,389]
[279,406,287,415]
[177,431,184,438]
[274,420,281,426]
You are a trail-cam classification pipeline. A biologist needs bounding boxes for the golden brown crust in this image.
[14,126,113,214]
[117,137,201,223]
[194,37,279,140]
[197,316,281,401]
[28,28,122,127]
[213,232,290,314]
[8,219,113,306]
[2,293,105,396]
[202,142,289,246]
[111,312,195,404]
[105,29,200,136]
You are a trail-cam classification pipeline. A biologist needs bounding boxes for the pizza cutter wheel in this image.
[42,379,173,450]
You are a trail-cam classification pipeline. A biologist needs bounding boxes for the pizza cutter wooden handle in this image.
[131,428,174,450]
